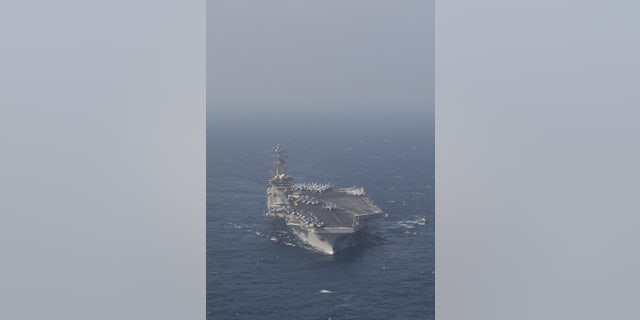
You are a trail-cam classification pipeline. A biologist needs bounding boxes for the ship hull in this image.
[266,145,383,255]
[289,225,356,255]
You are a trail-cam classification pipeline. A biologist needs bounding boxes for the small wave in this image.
[319,289,333,294]
[398,222,415,229]
[270,237,277,242]
[284,242,296,247]
[397,217,427,229]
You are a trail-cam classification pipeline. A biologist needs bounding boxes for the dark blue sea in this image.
[207,116,434,320]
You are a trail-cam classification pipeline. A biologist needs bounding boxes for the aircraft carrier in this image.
[266,145,383,254]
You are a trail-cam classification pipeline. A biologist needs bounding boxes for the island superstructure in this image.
[266,145,383,254]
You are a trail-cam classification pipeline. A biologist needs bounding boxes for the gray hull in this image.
[289,225,356,255]
[266,145,382,255]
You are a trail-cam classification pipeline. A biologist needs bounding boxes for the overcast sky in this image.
[207,0,434,122]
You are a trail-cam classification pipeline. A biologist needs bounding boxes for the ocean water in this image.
[207,118,434,319]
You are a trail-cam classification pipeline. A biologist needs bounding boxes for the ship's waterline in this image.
[289,225,358,255]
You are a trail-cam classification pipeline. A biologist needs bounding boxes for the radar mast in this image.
[272,144,287,176]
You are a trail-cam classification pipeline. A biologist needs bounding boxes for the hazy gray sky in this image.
[207,0,434,120]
